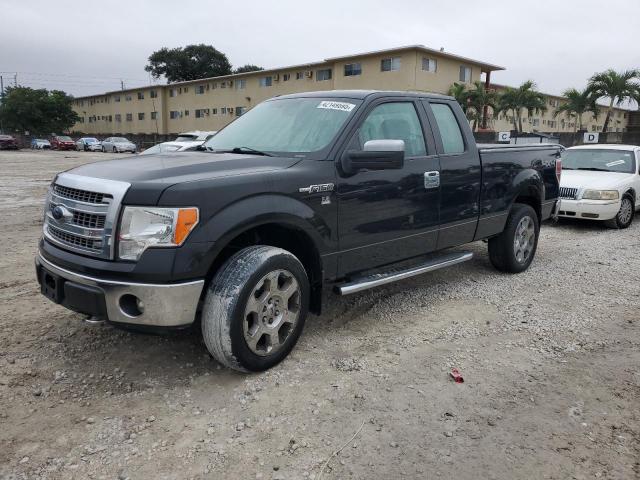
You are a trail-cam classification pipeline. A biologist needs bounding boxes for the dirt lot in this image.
[0,149,638,480]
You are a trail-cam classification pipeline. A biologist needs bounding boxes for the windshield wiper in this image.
[576,167,609,172]
[212,146,273,156]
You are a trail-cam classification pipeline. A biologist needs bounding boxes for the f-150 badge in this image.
[298,183,335,194]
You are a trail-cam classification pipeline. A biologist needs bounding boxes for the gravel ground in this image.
[0,149,639,480]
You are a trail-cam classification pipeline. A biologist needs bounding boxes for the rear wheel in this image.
[201,246,309,372]
[488,203,539,273]
[605,195,634,229]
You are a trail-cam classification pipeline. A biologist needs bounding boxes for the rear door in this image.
[336,98,440,276]
[423,100,481,249]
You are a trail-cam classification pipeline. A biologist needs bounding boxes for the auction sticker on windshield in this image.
[317,101,356,112]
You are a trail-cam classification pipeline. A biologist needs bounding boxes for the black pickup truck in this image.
[36,90,561,371]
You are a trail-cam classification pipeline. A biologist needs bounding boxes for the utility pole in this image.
[13,73,17,87]
[0,75,4,100]
[121,79,125,91]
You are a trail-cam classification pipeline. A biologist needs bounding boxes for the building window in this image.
[115,114,122,122]
[548,120,556,128]
[196,85,206,95]
[259,76,273,87]
[344,63,362,76]
[235,79,246,90]
[381,57,401,72]
[108,115,112,122]
[150,90,157,98]
[283,73,291,81]
[296,71,305,80]
[151,111,157,120]
[184,110,189,116]
[195,108,210,118]
[459,66,472,82]
[138,112,145,120]
[221,107,227,115]
[137,92,144,100]
[183,87,189,93]
[212,108,218,115]
[125,94,132,101]
[235,106,246,116]
[126,113,133,122]
[169,111,180,119]
[532,118,540,126]
[114,95,120,102]
[422,57,437,72]
[316,69,332,81]
[169,89,176,97]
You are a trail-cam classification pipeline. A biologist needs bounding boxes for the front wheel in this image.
[202,246,309,372]
[605,195,634,229]
[488,203,539,273]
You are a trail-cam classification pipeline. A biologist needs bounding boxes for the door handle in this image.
[424,171,440,189]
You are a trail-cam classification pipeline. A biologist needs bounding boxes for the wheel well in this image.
[513,192,541,221]
[623,188,635,203]
[205,223,323,314]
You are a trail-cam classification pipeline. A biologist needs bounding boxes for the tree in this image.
[145,44,232,83]
[587,69,640,133]
[552,87,599,132]
[0,86,78,134]
[447,82,469,114]
[464,81,498,131]
[234,64,263,74]
[496,81,547,133]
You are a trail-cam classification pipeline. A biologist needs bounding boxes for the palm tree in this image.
[552,88,599,132]
[465,81,498,131]
[587,69,640,133]
[496,81,547,133]
[447,82,469,114]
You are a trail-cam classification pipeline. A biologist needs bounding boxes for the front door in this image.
[336,99,440,276]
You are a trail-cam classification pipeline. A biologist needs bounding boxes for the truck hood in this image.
[66,151,300,184]
[561,169,634,190]
[64,152,301,204]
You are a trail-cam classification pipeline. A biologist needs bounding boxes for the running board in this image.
[336,251,473,295]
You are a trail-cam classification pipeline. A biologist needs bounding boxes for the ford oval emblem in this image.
[52,206,64,220]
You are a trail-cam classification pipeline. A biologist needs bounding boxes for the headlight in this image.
[118,207,199,260]
[581,190,619,200]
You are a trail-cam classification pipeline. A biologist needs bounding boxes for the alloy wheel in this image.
[513,215,535,264]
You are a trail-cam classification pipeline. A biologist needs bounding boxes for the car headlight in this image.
[118,207,199,260]
[581,190,619,201]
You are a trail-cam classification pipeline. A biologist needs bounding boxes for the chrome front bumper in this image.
[36,254,204,327]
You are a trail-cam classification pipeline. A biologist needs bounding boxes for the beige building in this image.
[71,44,631,136]
[72,45,503,135]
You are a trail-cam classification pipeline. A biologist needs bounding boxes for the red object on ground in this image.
[450,368,464,383]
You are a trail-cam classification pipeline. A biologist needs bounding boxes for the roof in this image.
[73,44,505,99]
[568,144,640,151]
[275,89,452,100]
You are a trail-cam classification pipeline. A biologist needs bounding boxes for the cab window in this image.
[430,103,465,154]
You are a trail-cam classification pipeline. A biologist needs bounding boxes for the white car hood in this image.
[561,170,634,190]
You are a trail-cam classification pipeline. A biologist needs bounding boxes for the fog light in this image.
[119,294,144,317]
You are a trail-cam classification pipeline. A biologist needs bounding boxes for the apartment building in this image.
[72,45,504,135]
[489,85,630,134]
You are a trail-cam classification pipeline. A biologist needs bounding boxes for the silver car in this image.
[101,137,136,153]
[75,137,100,151]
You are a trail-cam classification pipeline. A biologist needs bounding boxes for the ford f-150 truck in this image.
[36,90,561,371]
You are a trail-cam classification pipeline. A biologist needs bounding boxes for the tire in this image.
[488,203,540,273]
[101,146,105,153]
[202,246,309,372]
[605,195,634,229]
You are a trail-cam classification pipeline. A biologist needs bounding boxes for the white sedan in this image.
[559,144,640,228]
[139,140,205,156]
[101,137,137,153]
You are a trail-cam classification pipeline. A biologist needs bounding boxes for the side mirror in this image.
[342,139,405,174]
[196,144,207,151]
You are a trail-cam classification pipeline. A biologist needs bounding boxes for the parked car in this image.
[31,138,52,149]
[75,137,100,151]
[139,141,207,155]
[0,134,19,150]
[35,90,561,372]
[558,144,640,228]
[50,135,76,150]
[87,141,103,152]
[101,137,136,153]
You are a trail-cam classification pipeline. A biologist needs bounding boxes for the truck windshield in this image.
[563,149,636,174]
[203,98,361,155]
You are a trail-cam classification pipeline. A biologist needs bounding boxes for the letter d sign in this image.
[584,132,599,144]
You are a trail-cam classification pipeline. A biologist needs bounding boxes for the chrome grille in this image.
[72,211,106,229]
[559,187,578,199]
[48,225,101,251]
[53,184,110,204]
[43,174,130,259]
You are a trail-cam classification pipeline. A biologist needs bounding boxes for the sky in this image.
[1,0,639,100]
